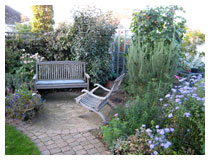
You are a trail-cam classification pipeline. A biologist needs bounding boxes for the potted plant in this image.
[105,72,117,88]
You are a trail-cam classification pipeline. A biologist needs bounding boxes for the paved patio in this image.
[6,91,111,155]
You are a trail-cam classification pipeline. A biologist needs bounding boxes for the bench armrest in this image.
[94,83,110,92]
[33,74,37,80]
[82,89,106,100]
[84,73,90,79]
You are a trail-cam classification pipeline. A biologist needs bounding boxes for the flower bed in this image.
[5,85,44,121]
[101,74,205,155]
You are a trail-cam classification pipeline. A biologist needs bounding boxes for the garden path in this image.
[6,91,111,155]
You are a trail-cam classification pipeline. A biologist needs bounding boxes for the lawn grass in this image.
[5,124,40,155]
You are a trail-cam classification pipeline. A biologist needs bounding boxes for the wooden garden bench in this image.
[75,73,125,124]
[33,61,90,91]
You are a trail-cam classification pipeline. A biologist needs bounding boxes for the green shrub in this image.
[101,94,164,149]
[131,5,186,46]
[5,47,42,93]
[5,47,22,74]
[101,117,128,147]
[15,23,32,33]
[127,37,179,97]
[6,7,117,85]
[5,85,44,120]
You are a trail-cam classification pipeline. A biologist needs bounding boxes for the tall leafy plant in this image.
[127,36,179,97]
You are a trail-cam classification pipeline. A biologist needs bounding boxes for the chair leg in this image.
[95,111,107,124]
[107,101,114,109]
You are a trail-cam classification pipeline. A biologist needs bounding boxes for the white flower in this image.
[168,113,173,118]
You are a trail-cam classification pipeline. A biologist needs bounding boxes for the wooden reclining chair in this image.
[75,73,125,124]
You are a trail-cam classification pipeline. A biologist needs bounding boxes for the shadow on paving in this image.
[32,91,112,131]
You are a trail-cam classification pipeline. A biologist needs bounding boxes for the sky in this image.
[5,0,208,33]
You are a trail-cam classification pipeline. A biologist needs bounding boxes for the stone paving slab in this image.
[5,92,111,155]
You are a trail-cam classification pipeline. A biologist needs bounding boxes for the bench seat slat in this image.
[36,79,85,85]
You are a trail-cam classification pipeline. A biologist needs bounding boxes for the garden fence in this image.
[5,32,43,41]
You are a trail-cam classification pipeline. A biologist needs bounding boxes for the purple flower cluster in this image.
[144,126,174,155]
[161,74,205,116]
[5,91,44,120]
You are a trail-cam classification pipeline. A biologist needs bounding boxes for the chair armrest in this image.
[33,74,37,80]
[82,89,106,100]
[94,83,110,92]
[85,73,90,79]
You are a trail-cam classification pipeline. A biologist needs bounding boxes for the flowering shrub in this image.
[113,127,152,155]
[103,74,205,155]
[150,74,205,154]
[5,85,44,121]
[5,46,45,93]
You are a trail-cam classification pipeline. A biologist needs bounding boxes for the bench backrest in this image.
[36,61,86,80]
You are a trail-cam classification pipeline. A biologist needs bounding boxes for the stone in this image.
[72,145,83,152]
[61,146,72,152]
[63,150,76,155]
[49,148,62,155]
[39,145,48,152]
[83,144,94,150]
[66,138,76,143]
[36,142,45,147]
[94,142,104,148]
[77,137,86,142]
[69,141,80,148]
[87,148,99,155]
[73,134,83,139]
[52,135,62,141]
[44,140,54,146]
[61,129,70,134]
[62,135,73,140]
[76,149,87,155]
[57,142,68,148]
[40,137,51,142]
[47,144,58,150]
[41,150,50,155]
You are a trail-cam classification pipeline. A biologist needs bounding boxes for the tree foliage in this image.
[31,5,55,33]
[181,28,205,67]
[130,5,186,46]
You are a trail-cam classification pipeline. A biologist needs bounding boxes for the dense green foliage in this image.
[131,5,186,46]
[5,124,40,155]
[15,23,32,33]
[5,46,43,93]
[6,7,117,84]
[31,5,55,33]
[5,85,44,120]
[101,94,164,148]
